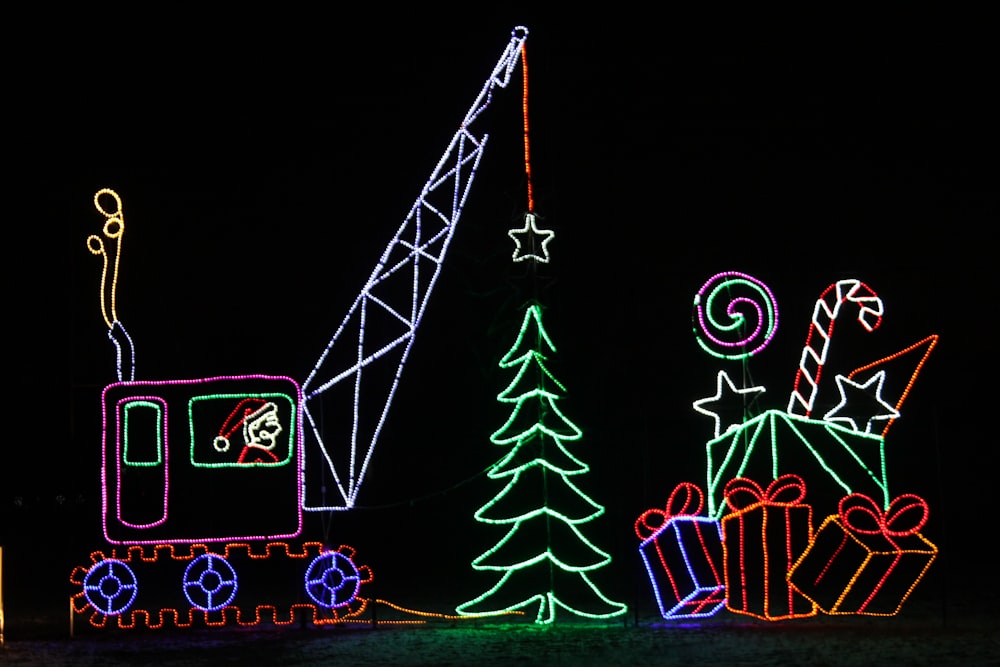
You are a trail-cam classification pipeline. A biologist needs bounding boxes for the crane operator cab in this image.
[101,375,303,546]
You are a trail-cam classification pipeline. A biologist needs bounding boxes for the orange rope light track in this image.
[521,43,534,212]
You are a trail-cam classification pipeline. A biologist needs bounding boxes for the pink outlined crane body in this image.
[101,376,304,545]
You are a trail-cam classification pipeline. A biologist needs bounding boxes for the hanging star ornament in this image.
[509,212,555,263]
[693,370,767,438]
[823,370,901,434]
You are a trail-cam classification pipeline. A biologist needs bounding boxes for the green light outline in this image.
[705,409,889,518]
[123,400,164,467]
[458,304,627,623]
[188,392,296,468]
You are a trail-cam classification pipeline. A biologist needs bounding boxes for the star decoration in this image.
[509,212,555,263]
[693,370,767,438]
[823,371,901,434]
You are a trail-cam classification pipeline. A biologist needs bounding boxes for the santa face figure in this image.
[211,397,286,464]
[245,403,282,452]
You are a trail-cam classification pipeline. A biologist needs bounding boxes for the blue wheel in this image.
[83,559,138,616]
[182,553,238,612]
[304,551,363,609]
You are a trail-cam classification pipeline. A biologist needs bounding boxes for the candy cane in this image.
[787,279,884,416]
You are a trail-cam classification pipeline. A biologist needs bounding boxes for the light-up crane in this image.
[73,27,531,630]
[301,26,529,510]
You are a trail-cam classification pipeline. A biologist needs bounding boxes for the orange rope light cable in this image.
[521,43,534,212]
[372,598,524,621]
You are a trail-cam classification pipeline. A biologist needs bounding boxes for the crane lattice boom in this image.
[302,27,529,510]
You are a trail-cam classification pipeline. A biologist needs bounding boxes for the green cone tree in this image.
[456,303,627,623]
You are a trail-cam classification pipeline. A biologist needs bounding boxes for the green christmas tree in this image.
[456,303,627,623]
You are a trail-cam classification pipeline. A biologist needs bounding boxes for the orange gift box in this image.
[721,475,817,620]
[787,493,937,616]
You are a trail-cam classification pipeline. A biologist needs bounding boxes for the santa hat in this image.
[213,397,269,453]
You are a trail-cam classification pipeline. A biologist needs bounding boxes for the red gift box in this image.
[635,483,726,619]
[787,493,937,616]
[721,474,817,620]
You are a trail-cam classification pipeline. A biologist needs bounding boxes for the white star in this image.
[508,212,555,263]
[693,370,767,438]
[823,371,901,434]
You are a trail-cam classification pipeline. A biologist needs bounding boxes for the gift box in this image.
[636,482,725,619]
[705,409,889,520]
[721,475,817,620]
[787,493,937,616]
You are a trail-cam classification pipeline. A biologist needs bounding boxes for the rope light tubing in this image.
[521,42,534,213]
[87,188,136,381]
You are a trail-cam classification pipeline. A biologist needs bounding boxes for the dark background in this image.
[4,13,996,624]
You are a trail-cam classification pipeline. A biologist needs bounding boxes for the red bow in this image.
[635,482,704,539]
[839,493,928,541]
[723,474,807,512]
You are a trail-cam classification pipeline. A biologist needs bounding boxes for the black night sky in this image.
[5,14,998,619]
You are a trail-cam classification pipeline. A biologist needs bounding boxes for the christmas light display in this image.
[87,188,136,381]
[692,271,779,360]
[721,475,817,621]
[788,279,884,417]
[787,493,937,616]
[635,267,941,623]
[71,27,541,634]
[300,26,529,510]
[682,273,939,621]
[693,370,767,438]
[635,483,726,619]
[61,15,946,632]
[457,304,627,624]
